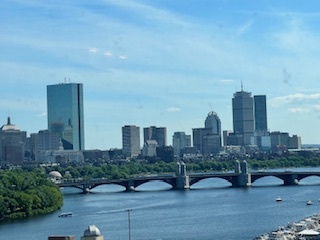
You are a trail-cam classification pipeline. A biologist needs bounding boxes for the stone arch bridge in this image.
[56,161,320,193]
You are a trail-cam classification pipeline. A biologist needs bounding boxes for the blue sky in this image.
[1,0,320,149]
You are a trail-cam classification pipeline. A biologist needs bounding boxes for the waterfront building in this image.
[172,131,191,156]
[270,131,289,148]
[143,126,167,147]
[0,117,27,165]
[122,125,141,157]
[232,88,255,146]
[289,135,302,149]
[47,83,85,150]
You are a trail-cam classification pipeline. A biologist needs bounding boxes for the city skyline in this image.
[1,1,320,149]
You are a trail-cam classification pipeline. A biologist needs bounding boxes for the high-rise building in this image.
[122,125,140,157]
[232,89,254,145]
[205,111,221,135]
[172,132,191,156]
[47,83,85,150]
[143,126,167,147]
[192,111,222,155]
[254,95,268,132]
[289,135,302,149]
[270,131,289,148]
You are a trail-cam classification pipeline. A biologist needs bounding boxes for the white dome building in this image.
[81,225,104,240]
[48,171,63,183]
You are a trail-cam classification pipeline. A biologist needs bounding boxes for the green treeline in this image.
[0,169,63,221]
[45,156,320,179]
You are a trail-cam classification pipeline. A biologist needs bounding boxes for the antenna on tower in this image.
[241,78,243,92]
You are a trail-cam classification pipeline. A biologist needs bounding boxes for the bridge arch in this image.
[189,176,234,187]
[134,180,172,191]
[297,174,320,185]
[190,177,232,189]
[251,176,283,186]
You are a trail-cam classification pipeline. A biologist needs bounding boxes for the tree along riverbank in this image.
[0,168,63,222]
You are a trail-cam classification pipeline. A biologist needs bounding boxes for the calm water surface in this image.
[1,169,320,240]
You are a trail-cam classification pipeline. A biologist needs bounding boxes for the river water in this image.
[1,169,320,240]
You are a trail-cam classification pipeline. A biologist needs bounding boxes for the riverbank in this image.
[255,213,320,239]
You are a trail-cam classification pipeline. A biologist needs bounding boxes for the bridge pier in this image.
[125,179,135,192]
[175,162,190,190]
[283,173,299,186]
[233,160,251,187]
[82,184,91,194]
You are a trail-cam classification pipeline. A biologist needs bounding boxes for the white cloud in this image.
[287,107,310,113]
[118,55,127,60]
[219,79,235,83]
[104,51,112,56]
[166,107,181,112]
[270,93,320,107]
[37,112,47,117]
[88,48,99,53]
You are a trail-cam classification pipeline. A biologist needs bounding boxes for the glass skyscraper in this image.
[47,83,85,150]
[254,95,268,132]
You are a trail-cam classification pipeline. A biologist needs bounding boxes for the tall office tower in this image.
[47,83,85,150]
[122,125,140,157]
[204,111,221,136]
[205,111,221,135]
[232,89,254,145]
[143,126,167,147]
[254,95,268,132]
[172,131,191,156]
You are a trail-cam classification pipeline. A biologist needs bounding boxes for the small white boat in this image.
[306,200,313,205]
[58,212,73,217]
[276,197,282,202]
